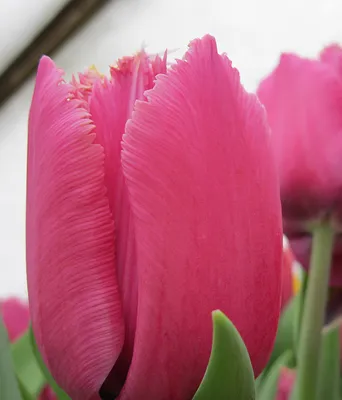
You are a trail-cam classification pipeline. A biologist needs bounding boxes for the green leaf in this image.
[255,371,266,394]
[257,350,295,400]
[293,269,308,354]
[0,316,22,400]
[262,263,307,387]
[11,329,46,397]
[29,327,71,400]
[17,380,36,400]
[269,297,296,367]
[256,298,296,396]
[193,310,255,400]
[317,324,340,400]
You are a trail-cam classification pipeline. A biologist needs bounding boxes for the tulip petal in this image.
[0,298,30,341]
[320,44,342,78]
[276,367,296,400]
[27,56,124,400]
[121,35,282,399]
[89,52,167,388]
[257,54,342,221]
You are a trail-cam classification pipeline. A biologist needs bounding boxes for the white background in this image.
[0,0,341,298]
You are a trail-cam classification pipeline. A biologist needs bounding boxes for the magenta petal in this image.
[121,35,282,399]
[89,52,167,385]
[39,387,57,400]
[0,298,30,342]
[276,367,295,400]
[257,54,342,222]
[320,44,342,78]
[27,56,124,400]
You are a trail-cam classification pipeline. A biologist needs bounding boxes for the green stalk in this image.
[292,220,335,400]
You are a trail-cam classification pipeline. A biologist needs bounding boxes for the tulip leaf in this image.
[257,350,295,400]
[0,316,22,400]
[255,371,265,394]
[29,327,71,400]
[18,381,36,400]
[256,298,297,395]
[193,310,255,400]
[11,328,46,398]
[268,296,296,368]
[293,269,308,353]
[317,324,340,400]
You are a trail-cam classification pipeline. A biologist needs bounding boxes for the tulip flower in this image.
[257,49,342,231]
[0,297,30,342]
[276,367,296,400]
[26,35,282,400]
[320,44,342,78]
[0,298,56,400]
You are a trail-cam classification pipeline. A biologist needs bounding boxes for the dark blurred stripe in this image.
[0,0,110,107]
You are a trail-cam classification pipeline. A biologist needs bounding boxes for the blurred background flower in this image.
[0,297,56,399]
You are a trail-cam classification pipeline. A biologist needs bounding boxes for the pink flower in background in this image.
[290,236,342,287]
[0,298,55,400]
[26,35,282,400]
[276,367,296,400]
[257,44,342,289]
[0,297,30,342]
[257,47,342,229]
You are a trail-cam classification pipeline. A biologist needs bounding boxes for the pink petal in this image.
[70,67,103,103]
[277,367,296,400]
[257,54,342,223]
[89,51,167,391]
[320,44,342,78]
[0,298,30,342]
[121,35,282,399]
[27,56,124,400]
[39,387,57,400]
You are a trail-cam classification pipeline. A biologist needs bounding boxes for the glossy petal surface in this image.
[121,35,282,399]
[27,56,124,400]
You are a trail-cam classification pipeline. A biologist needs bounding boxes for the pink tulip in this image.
[26,35,282,400]
[257,48,342,230]
[276,367,296,400]
[0,298,56,400]
[320,44,342,78]
[0,297,30,342]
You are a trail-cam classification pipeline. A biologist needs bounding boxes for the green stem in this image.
[317,326,340,400]
[293,220,335,400]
